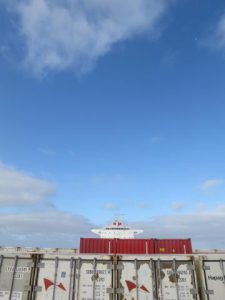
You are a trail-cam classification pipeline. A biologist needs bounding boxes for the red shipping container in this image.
[80,238,155,254]
[80,238,192,254]
[80,238,117,254]
[116,239,154,254]
[154,239,192,254]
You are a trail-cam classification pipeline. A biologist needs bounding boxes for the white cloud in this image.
[214,14,225,49]
[2,205,225,248]
[2,0,172,75]
[196,202,207,212]
[0,211,93,247]
[204,14,225,55]
[200,179,224,192]
[103,202,118,211]
[131,207,225,248]
[0,162,56,207]
[170,201,184,211]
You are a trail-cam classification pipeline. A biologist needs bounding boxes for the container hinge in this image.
[24,285,32,291]
[187,265,195,271]
[116,288,124,294]
[70,259,74,268]
[107,288,114,294]
[205,289,214,295]
[203,266,210,271]
[116,263,124,270]
[107,288,124,294]
[107,263,114,270]
[34,286,42,292]
[27,262,35,268]
[37,263,45,268]
[190,288,197,295]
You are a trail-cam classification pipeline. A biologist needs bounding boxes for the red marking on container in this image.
[126,280,136,292]
[44,278,66,291]
[140,285,150,293]
[58,283,66,291]
[44,278,53,290]
[126,280,150,293]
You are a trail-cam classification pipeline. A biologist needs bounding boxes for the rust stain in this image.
[91,273,99,281]
[161,263,172,269]
[160,270,165,280]
[168,273,178,283]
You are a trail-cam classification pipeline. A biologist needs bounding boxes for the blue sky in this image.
[1,0,225,248]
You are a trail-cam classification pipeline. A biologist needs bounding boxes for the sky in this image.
[1,0,225,249]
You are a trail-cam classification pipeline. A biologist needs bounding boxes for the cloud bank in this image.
[3,0,172,75]
[0,162,56,207]
[1,161,225,249]
[0,211,93,247]
[2,207,225,249]
[132,207,225,249]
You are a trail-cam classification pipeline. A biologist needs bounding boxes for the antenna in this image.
[113,213,125,222]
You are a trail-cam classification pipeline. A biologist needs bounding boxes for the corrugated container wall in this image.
[80,238,117,254]
[154,239,192,254]
[80,238,155,254]
[116,239,154,254]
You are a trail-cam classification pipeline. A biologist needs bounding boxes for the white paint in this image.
[159,263,196,300]
[7,267,31,273]
[35,259,73,300]
[120,261,154,300]
[0,291,22,300]
[77,261,112,300]
[203,261,225,299]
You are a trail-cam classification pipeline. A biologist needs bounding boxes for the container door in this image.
[202,260,225,300]
[118,259,156,300]
[35,257,75,300]
[75,258,113,300]
[0,255,34,300]
[156,260,198,300]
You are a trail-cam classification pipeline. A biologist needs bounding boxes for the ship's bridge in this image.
[91,220,143,239]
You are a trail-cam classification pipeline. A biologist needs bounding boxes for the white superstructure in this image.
[91,219,143,239]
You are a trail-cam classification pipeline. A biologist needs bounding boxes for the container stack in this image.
[1,246,225,300]
[80,238,192,254]
[80,219,192,254]
[0,220,225,299]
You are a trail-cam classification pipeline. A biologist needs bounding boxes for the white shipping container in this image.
[201,258,225,300]
[0,249,213,300]
[77,258,113,300]
[118,259,155,300]
[33,256,113,300]
[35,258,75,300]
[117,257,198,300]
[156,260,198,300]
[0,255,34,300]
